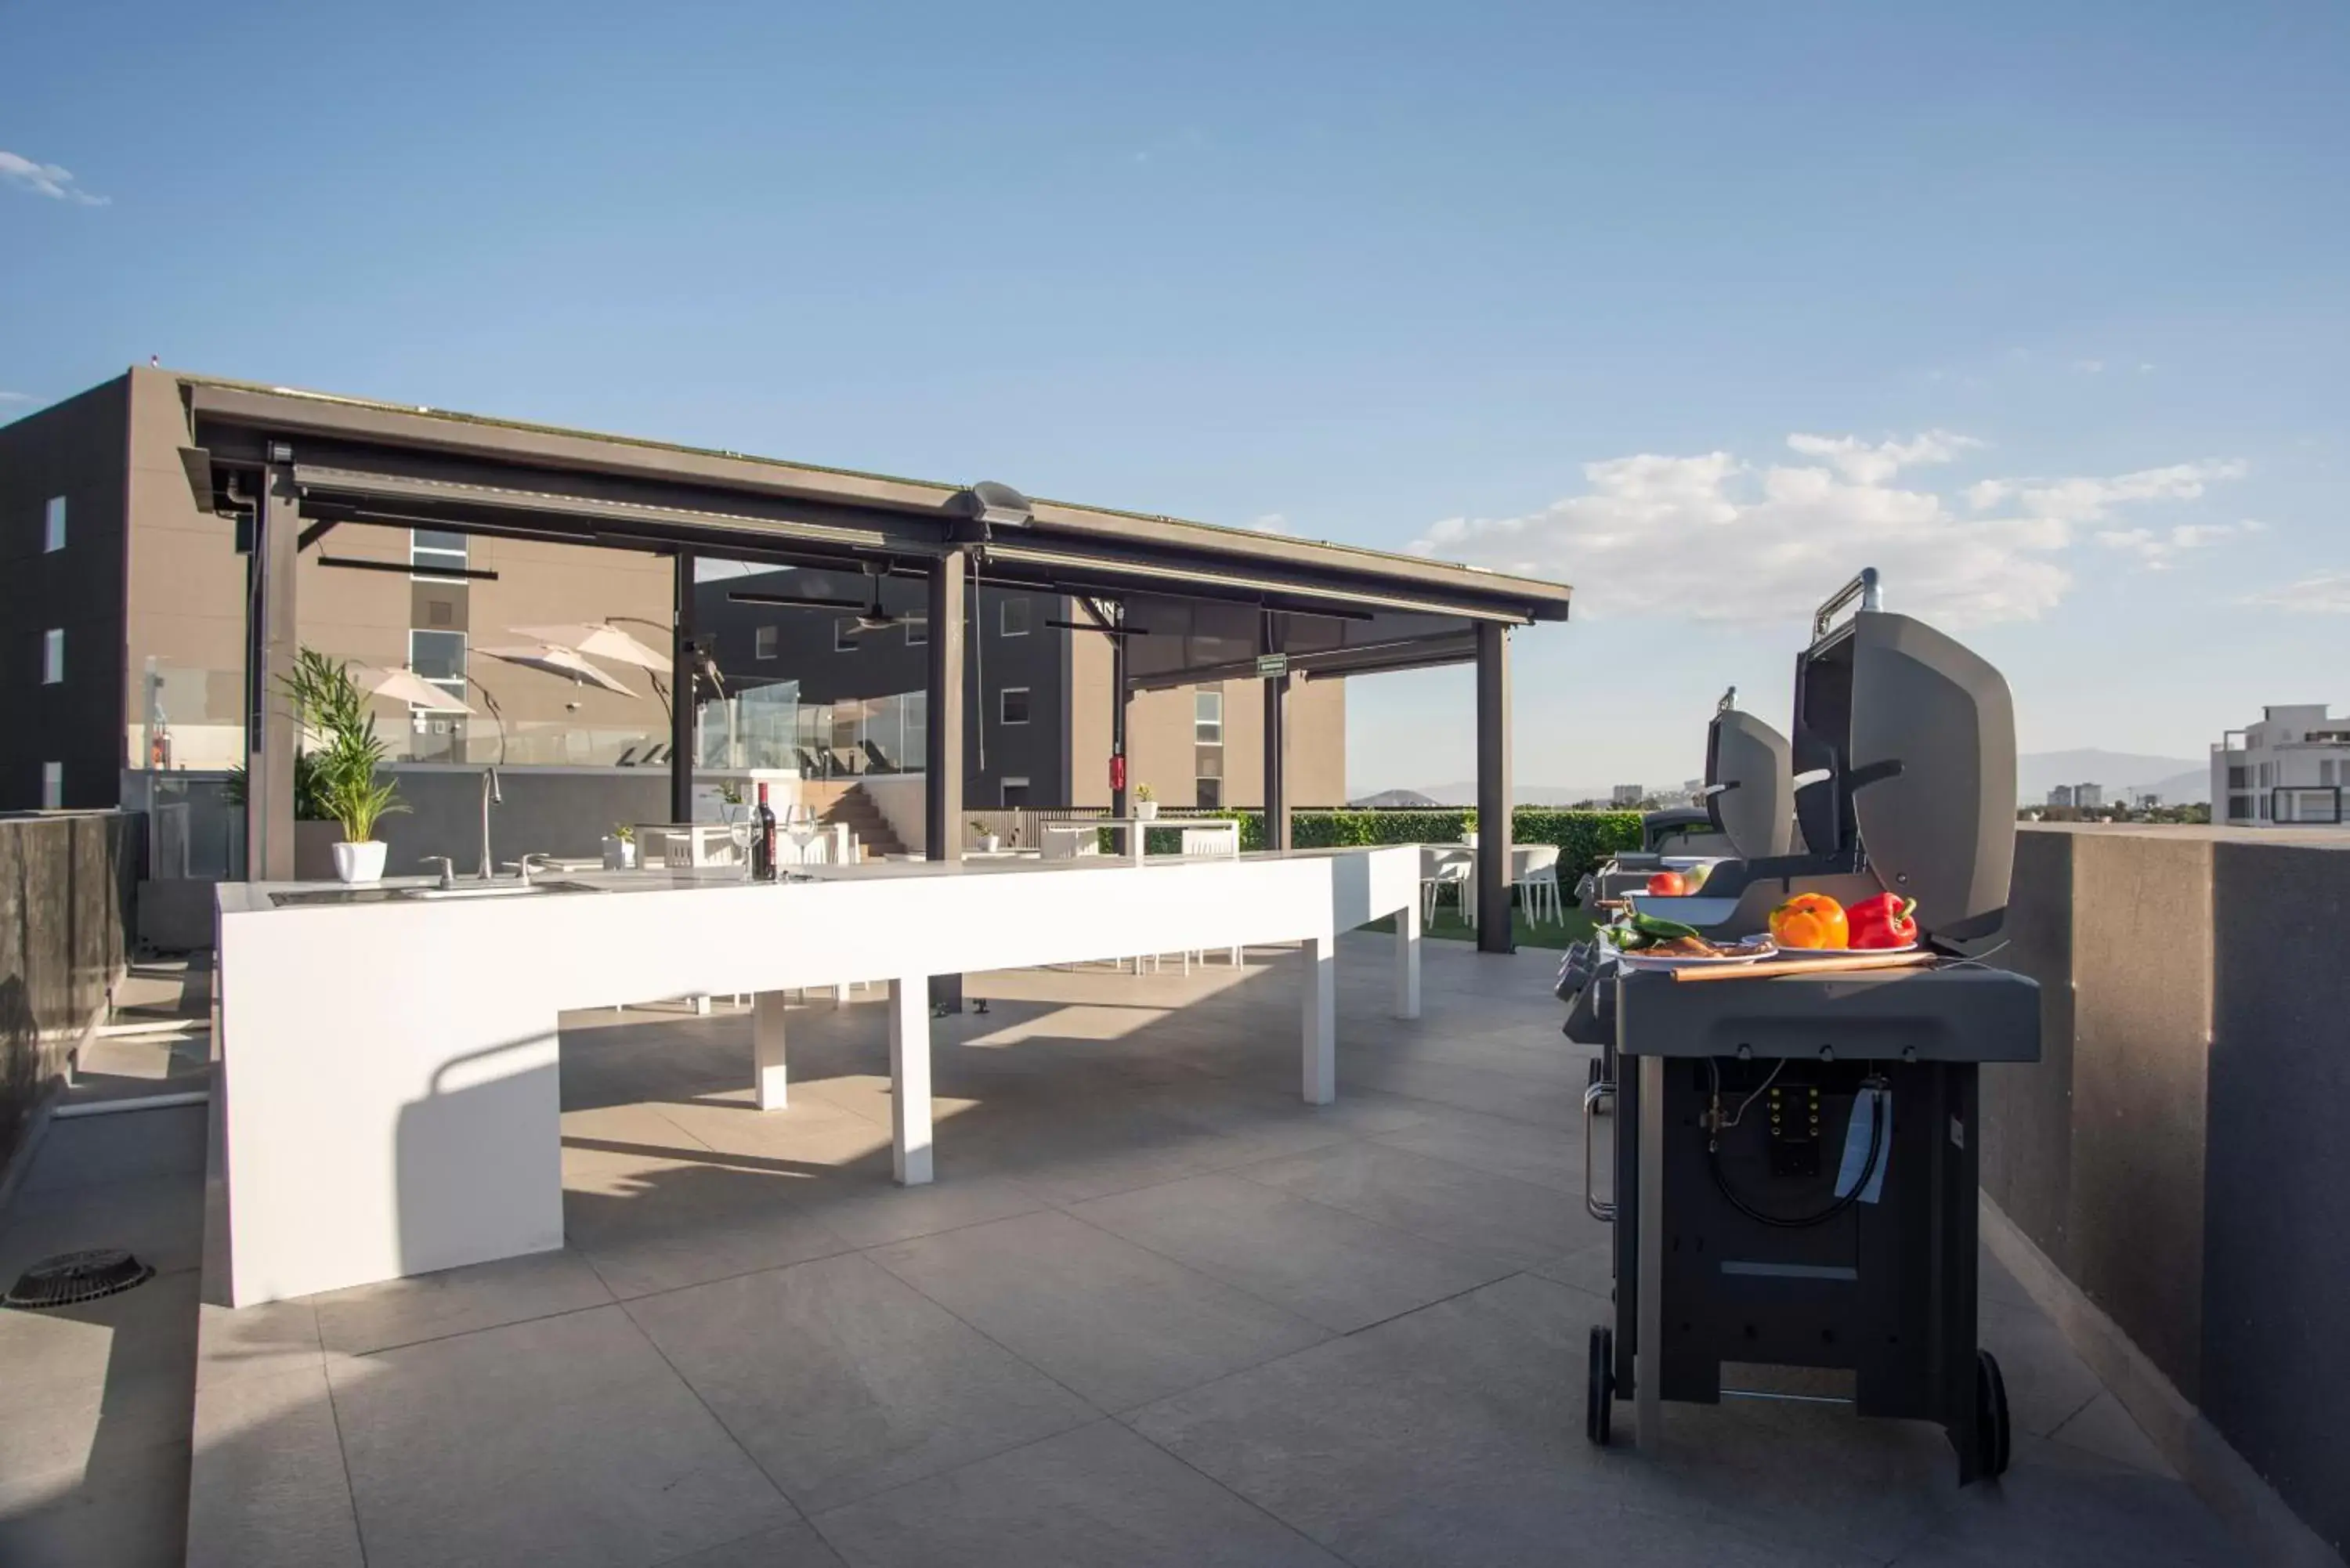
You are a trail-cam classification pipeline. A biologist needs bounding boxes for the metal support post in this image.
[1475,621,1513,952]
[249,454,300,882]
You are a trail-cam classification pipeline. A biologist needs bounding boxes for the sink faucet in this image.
[421,855,457,891]
[479,766,502,880]
[508,853,551,887]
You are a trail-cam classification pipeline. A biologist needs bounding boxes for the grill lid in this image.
[1704,692,1796,860]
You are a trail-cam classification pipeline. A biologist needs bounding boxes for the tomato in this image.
[1847,892,1919,949]
[1768,892,1849,950]
[1645,871,1688,896]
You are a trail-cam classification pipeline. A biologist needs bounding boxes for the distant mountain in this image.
[2018,750,2208,804]
[1378,782,1622,808]
[1348,789,1445,809]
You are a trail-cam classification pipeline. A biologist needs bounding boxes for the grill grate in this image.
[4,1249,155,1310]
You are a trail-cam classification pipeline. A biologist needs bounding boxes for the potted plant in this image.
[970,821,1003,854]
[282,650,408,883]
[603,822,637,870]
[1133,782,1159,822]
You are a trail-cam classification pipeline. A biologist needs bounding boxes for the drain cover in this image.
[4,1249,155,1310]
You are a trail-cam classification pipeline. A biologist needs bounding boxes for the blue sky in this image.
[6,1,2347,793]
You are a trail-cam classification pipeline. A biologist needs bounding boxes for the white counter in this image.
[214,846,1423,1306]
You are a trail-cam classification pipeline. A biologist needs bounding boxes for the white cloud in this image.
[2095,518,2262,570]
[2240,573,2350,614]
[0,150,108,205]
[1784,430,1980,486]
[1248,512,1294,535]
[1408,435,2248,629]
[0,391,32,403]
[2073,359,2106,374]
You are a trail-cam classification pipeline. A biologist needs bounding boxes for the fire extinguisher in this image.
[1109,753,1126,792]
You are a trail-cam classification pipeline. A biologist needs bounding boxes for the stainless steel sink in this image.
[400,880,596,901]
[269,880,599,908]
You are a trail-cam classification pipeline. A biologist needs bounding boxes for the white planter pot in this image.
[332,840,387,883]
[602,836,637,870]
[1134,801,1159,821]
[978,836,1003,854]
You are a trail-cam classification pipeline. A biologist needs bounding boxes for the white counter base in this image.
[215,847,1420,1306]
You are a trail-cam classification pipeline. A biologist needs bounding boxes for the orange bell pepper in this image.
[1768,892,1849,950]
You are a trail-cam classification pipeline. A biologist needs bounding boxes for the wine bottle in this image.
[754,782,778,881]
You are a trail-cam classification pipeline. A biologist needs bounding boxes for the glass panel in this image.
[1196,776,1221,809]
[905,613,928,646]
[1000,688,1031,724]
[42,628,63,684]
[1195,689,1223,743]
[409,629,466,683]
[44,496,66,552]
[755,625,778,659]
[1000,597,1032,636]
[835,620,859,651]
[411,529,468,558]
[1002,778,1030,807]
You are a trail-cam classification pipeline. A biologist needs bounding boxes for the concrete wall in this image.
[0,811,140,1171]
[1986,824,2350,1559]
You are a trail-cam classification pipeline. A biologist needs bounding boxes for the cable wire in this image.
[1705,1066,1888,1230]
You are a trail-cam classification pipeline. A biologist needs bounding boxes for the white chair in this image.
[1420,846,1471,925]
[1042,824,1102,862]
[1513,844,1563,927]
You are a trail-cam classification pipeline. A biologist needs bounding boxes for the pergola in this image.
[175,375,1572,951]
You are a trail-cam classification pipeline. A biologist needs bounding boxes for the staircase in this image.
[813,782,908,861]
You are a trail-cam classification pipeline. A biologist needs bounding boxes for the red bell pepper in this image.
[1847,892,1918,949]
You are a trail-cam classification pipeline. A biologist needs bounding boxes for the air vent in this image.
[4,1249,155,1310]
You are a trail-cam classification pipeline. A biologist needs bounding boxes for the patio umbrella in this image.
[348,663,475,714]
[476,643,641,698]
[508,622,671,673]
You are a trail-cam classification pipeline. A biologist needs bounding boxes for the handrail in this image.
[1812,567,1882,639]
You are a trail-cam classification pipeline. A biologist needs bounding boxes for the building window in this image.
[905,612,928,647]
[834,620,859,652]
[1195,744,1224,808]
[999,687,1031,725]
[2227,793,2253,822]
[755,625,779,660]
[1195,689,1223,744]
[2227,765,2249,789]
[410,528,469,581]
[42,628,64,684]
[41,762,63,809]
[1000,597,1032,637]
[43,496,67,553]
[408,629,468,707]
[1002,777,1030,807]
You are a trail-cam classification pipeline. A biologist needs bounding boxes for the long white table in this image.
[213,846,1423,1306]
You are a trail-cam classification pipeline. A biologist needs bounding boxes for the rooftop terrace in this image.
[2,933,2250,1567]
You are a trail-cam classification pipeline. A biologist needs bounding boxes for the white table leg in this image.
[833,981,853,1003]
[1394,894,1422,1020]
[888,976,934,1185]
[1301,934,1336,1104]
[752,990,789,1110]
[692,994,712,1016]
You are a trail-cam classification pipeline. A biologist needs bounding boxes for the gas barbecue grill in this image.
[1564,569,2041,1483]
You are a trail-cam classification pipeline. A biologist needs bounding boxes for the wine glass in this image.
[728,818,757,881]
[783,804,819,874]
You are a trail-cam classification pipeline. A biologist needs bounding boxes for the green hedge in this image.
[1110,808,1643,882]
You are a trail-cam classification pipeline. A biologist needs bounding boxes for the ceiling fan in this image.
[728,562,906,631]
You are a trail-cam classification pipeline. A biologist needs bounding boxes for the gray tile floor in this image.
[20,938,2255,1567]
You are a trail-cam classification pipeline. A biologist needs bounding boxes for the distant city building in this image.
[2047,785,2074,809]
[2073,782,2104,810]
[1682,777,1704,802]
[2129,789,2163,809]
[2212,705,2350,826]
[1611,784,1644,807]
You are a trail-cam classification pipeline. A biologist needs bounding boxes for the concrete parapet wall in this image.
[0,811,140,1172]
[1988,824,2350,1562]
